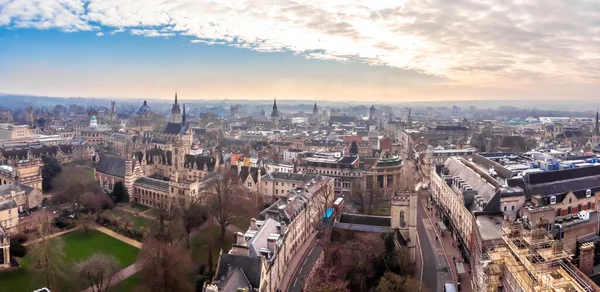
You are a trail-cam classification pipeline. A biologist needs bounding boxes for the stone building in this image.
[0,180,42,212]
[206,175,335,292]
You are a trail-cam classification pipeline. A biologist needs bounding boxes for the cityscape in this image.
[1,1,600,292]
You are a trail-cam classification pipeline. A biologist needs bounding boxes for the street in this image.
[288,244,323,292]
[417,197,439,292]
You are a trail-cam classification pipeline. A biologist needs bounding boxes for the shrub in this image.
[9,241,27,257]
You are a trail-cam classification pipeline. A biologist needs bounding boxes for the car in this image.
[316,231,323,238]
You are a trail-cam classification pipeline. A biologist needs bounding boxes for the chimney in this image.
[579,242,595,275]
[250,218,258,230]
[235,231,245,245]
[280,221,286,235]
[204,284,219,292]
[267,236,276,252]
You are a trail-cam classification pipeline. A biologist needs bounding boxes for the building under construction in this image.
[482,220,600,292]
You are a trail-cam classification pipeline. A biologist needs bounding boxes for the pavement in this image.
[278,231,319,292]
[288,243,323,292]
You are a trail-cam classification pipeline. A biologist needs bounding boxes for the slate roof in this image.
[1,148,28,160]
[134,177,169,192]
[247,218,280,257]
[215,254,262,289]
[339,213,391,227]
[0,199,17,211]
[96,154,126,178]
[219,267,254,291]
[0,181,35,196]
[527,166,600,185]
[184,155,216,171]
[262,172,320,182]
[433,125,468,131]
[164,122,188,134]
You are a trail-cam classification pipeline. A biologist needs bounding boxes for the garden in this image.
[0,229,140,292]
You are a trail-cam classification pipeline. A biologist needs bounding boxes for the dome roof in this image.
[90,115,97,120]
[138,100,152,115]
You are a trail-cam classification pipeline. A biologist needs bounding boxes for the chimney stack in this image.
[579,242,595,275]
[267,236,276,252]
[235,232,245,245]
[280,221,286,235]
[250,218,258,230]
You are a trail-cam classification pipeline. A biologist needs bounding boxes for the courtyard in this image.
[0,229,140,292]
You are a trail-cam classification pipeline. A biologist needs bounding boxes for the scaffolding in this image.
[483,221,594,292]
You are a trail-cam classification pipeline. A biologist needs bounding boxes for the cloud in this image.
[129,29,174,38]
[1,0,599,87]
[96,31,104,36]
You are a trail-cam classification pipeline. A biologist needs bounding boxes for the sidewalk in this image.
[81,262,141,292]
[424,200,473,292]
[279,231,318,291]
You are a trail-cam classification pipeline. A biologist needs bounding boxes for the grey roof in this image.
[334,222,391,233]
[0,199,17,211]
[164,122,187,134]
[96,154,126,178]
[339,213,391,227]
[261,172,320,183]
[247,218,279,257]
[219,267,254,291]
[215,254,262,288]
[0,181,33,196]
[134,177,169,192]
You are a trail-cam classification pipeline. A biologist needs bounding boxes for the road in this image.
[288,244,323,292]
[417,197,439,292]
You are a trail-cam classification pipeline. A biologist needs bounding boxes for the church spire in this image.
[595,108,599,135]
[175,92,178,105]
[182,103,186,124]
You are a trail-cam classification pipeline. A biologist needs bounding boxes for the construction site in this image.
[482,219,600,292]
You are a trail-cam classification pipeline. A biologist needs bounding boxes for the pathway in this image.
[95,226,143,248]
[23,226,82,246]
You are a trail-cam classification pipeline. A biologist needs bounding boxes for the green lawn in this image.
[191,226,235,268]
[131,203,150,212]
[371,206,391,216]
[105,208,151,230]
[109,274,141,292]
[0,229,140,292]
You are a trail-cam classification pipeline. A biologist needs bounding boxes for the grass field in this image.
[131,203,150,212]
[191,226,235,268]
[109,273,141,292]
[371,205,391,216]
[0,229,140,292]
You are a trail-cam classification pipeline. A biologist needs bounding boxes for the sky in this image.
[0,0,599,102]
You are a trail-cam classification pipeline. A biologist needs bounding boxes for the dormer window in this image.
[550,196,557,205]
[586,189,592,198]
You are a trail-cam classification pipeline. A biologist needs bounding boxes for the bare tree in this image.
[75,253,122,292]
[138,236,193,292]
[204,169,251,240]
[174,194,206,249]
[347,180,367,214]
[367,182,383,215]
[53,165,103,218]
[28,211,66,289]
[152,196,185,246]
[305,266,349,292]
[308,178,335,231]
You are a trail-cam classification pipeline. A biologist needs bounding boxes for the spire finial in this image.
[175,92,178,104]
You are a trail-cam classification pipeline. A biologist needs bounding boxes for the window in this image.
[567,206,572,214]
[276,182,279,186]
[8,209,11,215]
[556,208,562,217]
[248,182,252,187]
[511,205,515,211]
[503,206,507,211]
[588,202,592,210]
[569,198,572,204]
[275,189,279,195]
[578,204,582,212]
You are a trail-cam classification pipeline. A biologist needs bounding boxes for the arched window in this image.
[399,210,407,228]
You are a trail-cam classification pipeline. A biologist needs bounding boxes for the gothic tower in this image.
[171,92,182,123]
[369,104,376,120]
[313,102,318,115]
[270,97,280,129]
